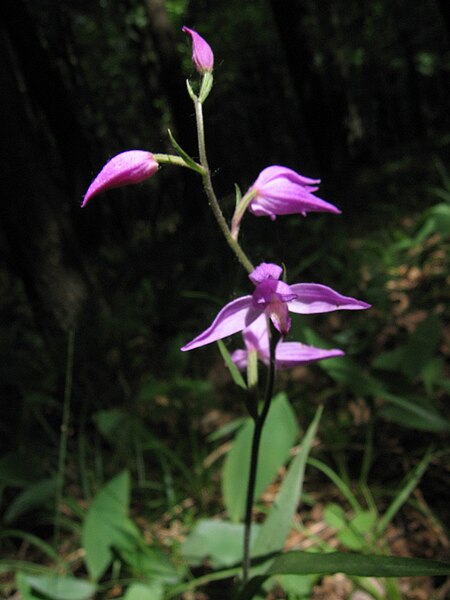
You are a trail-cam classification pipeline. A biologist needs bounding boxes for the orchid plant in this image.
[82,26,450,599]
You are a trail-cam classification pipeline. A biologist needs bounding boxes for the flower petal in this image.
[275,343,344,369]
[82,151,158,207]
[230,349,248,371]
[181,296,255,351]
[252,279,297,307]
[249,262,282,284]
[254,166,320,188]
[242,313,268,351]
[248,165,340,218]
[288,284,371,314]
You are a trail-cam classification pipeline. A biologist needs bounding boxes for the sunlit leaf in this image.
[25,574,96,600]
[81,471,138,581]
[182,519,259,568]
[123,582,163,600]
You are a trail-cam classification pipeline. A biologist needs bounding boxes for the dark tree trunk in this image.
[0,1,100,366]
[1,0,93,190]
[144,0,197,151]
[269,0,348,178]
[394,2,427,141]
[437,0,450,38]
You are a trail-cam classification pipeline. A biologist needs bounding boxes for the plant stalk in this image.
[242,326,278,584]
[54,329,75,546]
[193,97,254,274]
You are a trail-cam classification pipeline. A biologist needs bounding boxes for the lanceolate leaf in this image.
[81,471,136,581]
[222,394,298,522]
[217,340,247,389]
[237,552,450,599]
[251,406,323,560]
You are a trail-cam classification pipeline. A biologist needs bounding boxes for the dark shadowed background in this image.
[0,1,449,590]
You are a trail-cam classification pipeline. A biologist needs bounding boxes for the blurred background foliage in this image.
[0,0,449,596]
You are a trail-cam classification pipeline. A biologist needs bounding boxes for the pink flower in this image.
[82,151,158,207]
[231,317,344,371]
[181,262,370,351]
[247,166,340,220]
[182,26,214,74]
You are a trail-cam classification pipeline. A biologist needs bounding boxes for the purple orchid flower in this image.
[181,262,370,351]
[82,150,159,207]
[182,26,214,74]
[246,166,341,220]
[231,316,344,371]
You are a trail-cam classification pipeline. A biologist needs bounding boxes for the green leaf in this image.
[376,449,433,537]
[199,72,214,103]
[323,503,346,529]
[222,394,298,522]
[182,519,259,568]
[351,511,376,535]
[303,330,382,395]
[373,315,441,381]
[123,582,163,600]
[0,530,60,562]
[272,573,316,598]
[251,406,323,560]
[119,545,179,583]
[206,417,244,443]
[0,452,42,488]
[237,552,450,599]
[4,478,58,524]
[380,392,450,432]
[234,183,242,207]
[421,357,445,394]
[81,471,137,581]
[217,340,247,389]
[307,458,362,512]
[16,572,38,600]
[167,129,204,175]
[401,315,441,380]
[423,203,450,236]
[338,528,366,551]
[24,574,96,600]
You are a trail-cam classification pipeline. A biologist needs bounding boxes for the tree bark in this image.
[0,2,98,365]
[144,0,196,149]
[269,0,348,177]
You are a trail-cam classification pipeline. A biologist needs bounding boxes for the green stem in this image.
[193,98,254,273]
[54,329,75,546]
[152,153,200,170]
[242,327,279,584]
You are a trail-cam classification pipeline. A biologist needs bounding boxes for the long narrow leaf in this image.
[167,129,204,175]
[237,552,450,599]
[375,448,434,537]
[0,530,61,563]
[307,457,362,513]
[251,406,323,559]
[217,340,247,389]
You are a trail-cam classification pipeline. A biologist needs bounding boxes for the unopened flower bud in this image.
[182,26,214,74]
[82,150,158,207]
